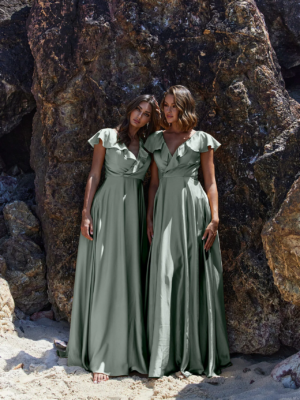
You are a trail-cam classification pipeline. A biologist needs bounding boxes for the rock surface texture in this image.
[262,177,300,306]
[0,197,47,318]
[27,0,300,354]
[0,276,15,334]
[0,235,47,315]
[3,200,40,242]
[0,255,7,277]
[0,0,36,137]
[271,351,300,389]
[0,177,18,213]
[255,0,300,76]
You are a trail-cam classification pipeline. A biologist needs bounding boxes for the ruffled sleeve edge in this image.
[87,128,116,149]
[144,130,164,153]
[199,131,221,153]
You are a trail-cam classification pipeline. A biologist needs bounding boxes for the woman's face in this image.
[129,101,152,129]
[163,94,179,124]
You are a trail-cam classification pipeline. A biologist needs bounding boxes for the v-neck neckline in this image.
[162,130,198,158]
[127,139,142,160]
[113,129,141,160]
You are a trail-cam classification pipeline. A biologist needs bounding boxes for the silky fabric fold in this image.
[57,128,151,376]
[144,130,232,378]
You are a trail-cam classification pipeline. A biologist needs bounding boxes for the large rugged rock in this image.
[262,177,300,306]
[0,0,36,137]
[3,200,40,241]
[271,351,300,389]
[0,235,48,315]
[255,0,300,75]
[27,0,300,353]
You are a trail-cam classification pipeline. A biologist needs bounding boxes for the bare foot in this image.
[175,371,187,379]
[92,372,109,383]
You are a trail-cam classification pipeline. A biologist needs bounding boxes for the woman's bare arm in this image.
[147,155,159,244]
[200,147,219,251]
[81,140,106,241]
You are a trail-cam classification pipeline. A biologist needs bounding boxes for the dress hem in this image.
[148,360,233,379]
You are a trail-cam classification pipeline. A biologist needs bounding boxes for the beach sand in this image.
[0,318,299,400]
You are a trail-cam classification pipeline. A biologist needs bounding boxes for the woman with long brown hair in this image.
[58,94,160,383]
[145,85,231,378]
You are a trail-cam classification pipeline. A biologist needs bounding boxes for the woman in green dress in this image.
[144,85,231,379]
[58,94,160,383]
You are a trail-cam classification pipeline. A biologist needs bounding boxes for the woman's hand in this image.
[80,139,105,242]
[147,218,154,244]
[202,220,218,251]
[152,97,161,116]
[81,213,94,241]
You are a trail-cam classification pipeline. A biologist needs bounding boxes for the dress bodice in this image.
[88,128,151,180]
[144,130,221,180]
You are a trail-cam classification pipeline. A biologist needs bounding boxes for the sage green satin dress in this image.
[58,128,151,376]
[144,130,232,378]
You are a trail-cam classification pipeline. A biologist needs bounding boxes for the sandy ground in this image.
[0,318,300,400]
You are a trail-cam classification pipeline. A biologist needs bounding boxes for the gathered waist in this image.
[105,175,143,181]
[160,175,198,181]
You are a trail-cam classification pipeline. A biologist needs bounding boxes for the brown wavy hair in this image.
[160,85,197,131]
[116,94,160,146]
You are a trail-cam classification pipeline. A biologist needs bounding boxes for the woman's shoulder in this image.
[186,130,221,153]
[199,130,221,153]
[144,130,164,153]
[87,128,118,148]
[99,127,118,139]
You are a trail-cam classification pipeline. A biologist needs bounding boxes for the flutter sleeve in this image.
[144,131,164,153]
[199,131,221,153]
[87,128,116,148]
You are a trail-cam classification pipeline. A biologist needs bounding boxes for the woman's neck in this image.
[128,125,139,140]
[165,122,186,134]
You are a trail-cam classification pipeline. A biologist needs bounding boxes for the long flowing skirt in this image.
[59,177,149,375]
[146,176,232,378]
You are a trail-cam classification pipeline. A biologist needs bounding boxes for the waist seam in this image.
[105,176,143,180]
[160,175,198,180]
